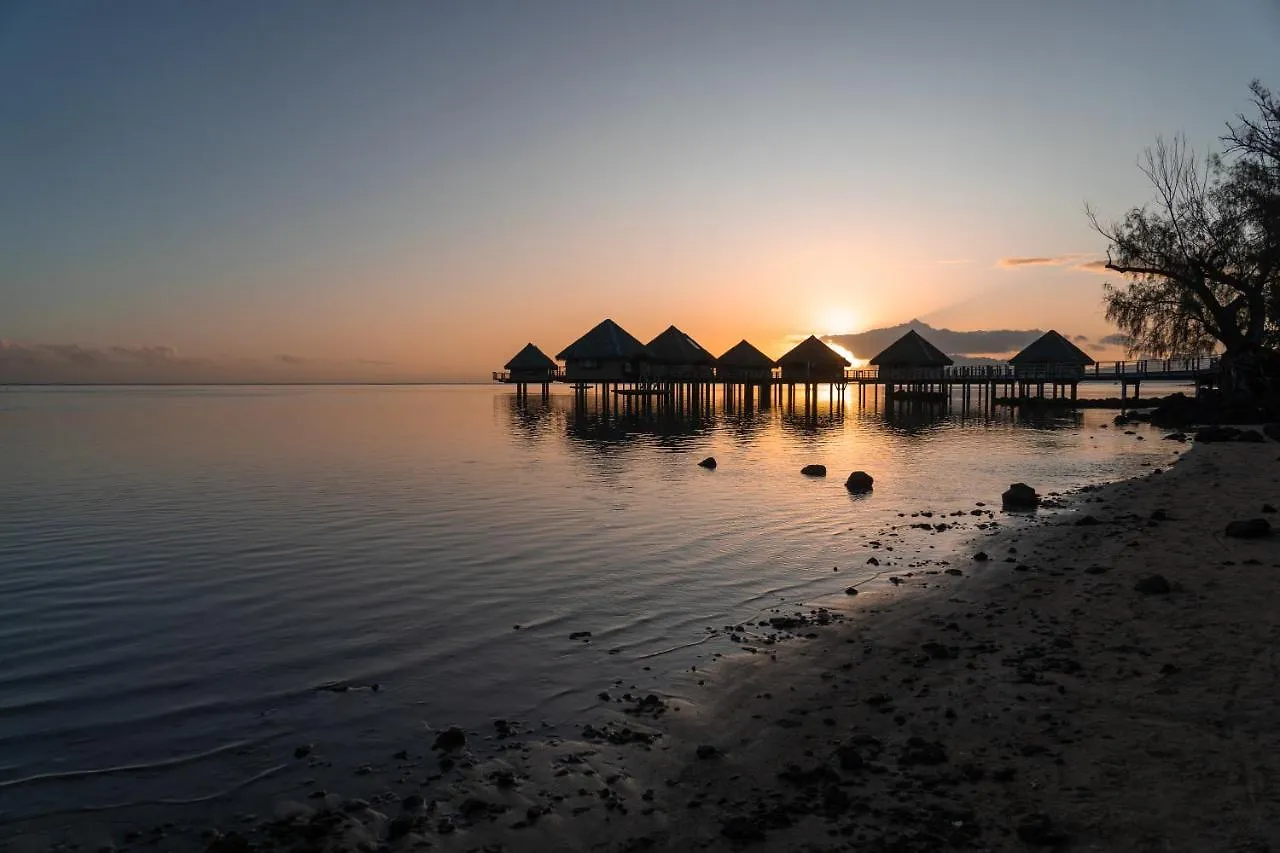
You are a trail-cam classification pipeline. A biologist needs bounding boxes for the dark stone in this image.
[569,631,592,640]
[204,833,251,853]
[695,744,720,760]
[432,726,467,751]
[844,586,859,595]
[845,471,874,492]
[721,816,766,842]
[1134,574,1171,594]
[1163,432,1187,442]
[1150,509,1169,521]
[1237,429,1266,443]
[1002,482,1040,510]
[401,794,425,812]
[1226,518,1272,538]
[899,737,948,766]
[697,456,717,469]
[800,464,827,477]
[1263,504,1278,514]
[973,551,990,562]
[834,745,864,771]
[1265,423,1280,443]
[1195,426,1241,443]
[1074,515,1101,526]
[293,744,313,759]
[387,815,414,840]
[1016,813,1069,846]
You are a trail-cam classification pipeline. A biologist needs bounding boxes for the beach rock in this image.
[721,816,765,842]
[1225,518,1271,538]
[834,745,864,770]
[1164,432,1187,441]
[1017,813,1068,846]
[973,551,990,562]
[800,464,827,477]
[432,727,467,751]
[1195,426,1240,443]
[697,456,717,469]
[1134,574,1171,594]
[1265,423,1280,442]
[204,832,251,853]
[569,631,592,640]
[1074,515,1101,526]
[293,743,313,759]
[1237,429,1266,443]
[695,744,720,759]
[1002,483,1040,510]
[844,586,859,595]
[844,471,874,492]
[1263,504,1277,514]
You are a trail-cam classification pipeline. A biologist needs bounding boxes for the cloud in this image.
[1075,260,1110,273]
[1099,333,1133,347]
[110,345,180,364]
[997,253,1092,268]
[1073,335,1090,343]
[0,340,410,383]
[825,319,1071,359]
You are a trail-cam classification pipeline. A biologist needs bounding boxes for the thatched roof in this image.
[504,343,558,371]
[777,335,851,367]
[869,330,953,367]
[716,339,776,368]
[555,319,651,361]
[1009,330,1095,366]
[646,325,716,365]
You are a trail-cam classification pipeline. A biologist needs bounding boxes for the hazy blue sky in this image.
[2,0,1278,380]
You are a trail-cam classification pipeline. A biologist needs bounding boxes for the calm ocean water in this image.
[0,384,1183,824]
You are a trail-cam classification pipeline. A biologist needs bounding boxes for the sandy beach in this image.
[10,437,1280,853]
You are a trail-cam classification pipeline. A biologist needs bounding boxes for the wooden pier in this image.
[496,322,1219,412]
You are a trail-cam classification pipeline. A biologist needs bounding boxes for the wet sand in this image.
[11,439,1280,852]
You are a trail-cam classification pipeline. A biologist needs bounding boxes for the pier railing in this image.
[844,356,1218,383]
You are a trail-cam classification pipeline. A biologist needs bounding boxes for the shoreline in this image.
[11,437,1280,852]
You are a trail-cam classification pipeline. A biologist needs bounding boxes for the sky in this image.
[2,0,1279,382]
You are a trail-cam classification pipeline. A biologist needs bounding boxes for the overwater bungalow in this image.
[869,330,953,383]
[1009,330,1095,381]
[555,318,653,382]
[498,343,559,384]
[715,340,775,383]
[777,335,850,383]
[645,325,716,381]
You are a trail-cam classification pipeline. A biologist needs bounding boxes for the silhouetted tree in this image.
[1089,81,1280,396]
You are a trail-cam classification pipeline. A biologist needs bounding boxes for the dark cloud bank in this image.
[0,342,401,384]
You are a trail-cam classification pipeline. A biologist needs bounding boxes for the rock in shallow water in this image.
[432,727,467,751]
[697,456,717,469]
[1002,482,1040,510]
[845,470,874,492]
[800,464,827,477]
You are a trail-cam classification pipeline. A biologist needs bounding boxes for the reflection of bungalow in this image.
[715,340,775,383]
[556,319,652,382]
[646,325,716,381]
[870,330,953,382]
[499,343,559,383]
[1009,330,1095,380]
[777,335,851,383]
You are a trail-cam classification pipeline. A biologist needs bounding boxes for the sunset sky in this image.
[3,1,1278,381]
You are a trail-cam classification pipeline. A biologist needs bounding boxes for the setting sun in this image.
[818,307,863,336]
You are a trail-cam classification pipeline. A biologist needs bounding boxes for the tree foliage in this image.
[1090,81,1280,393]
